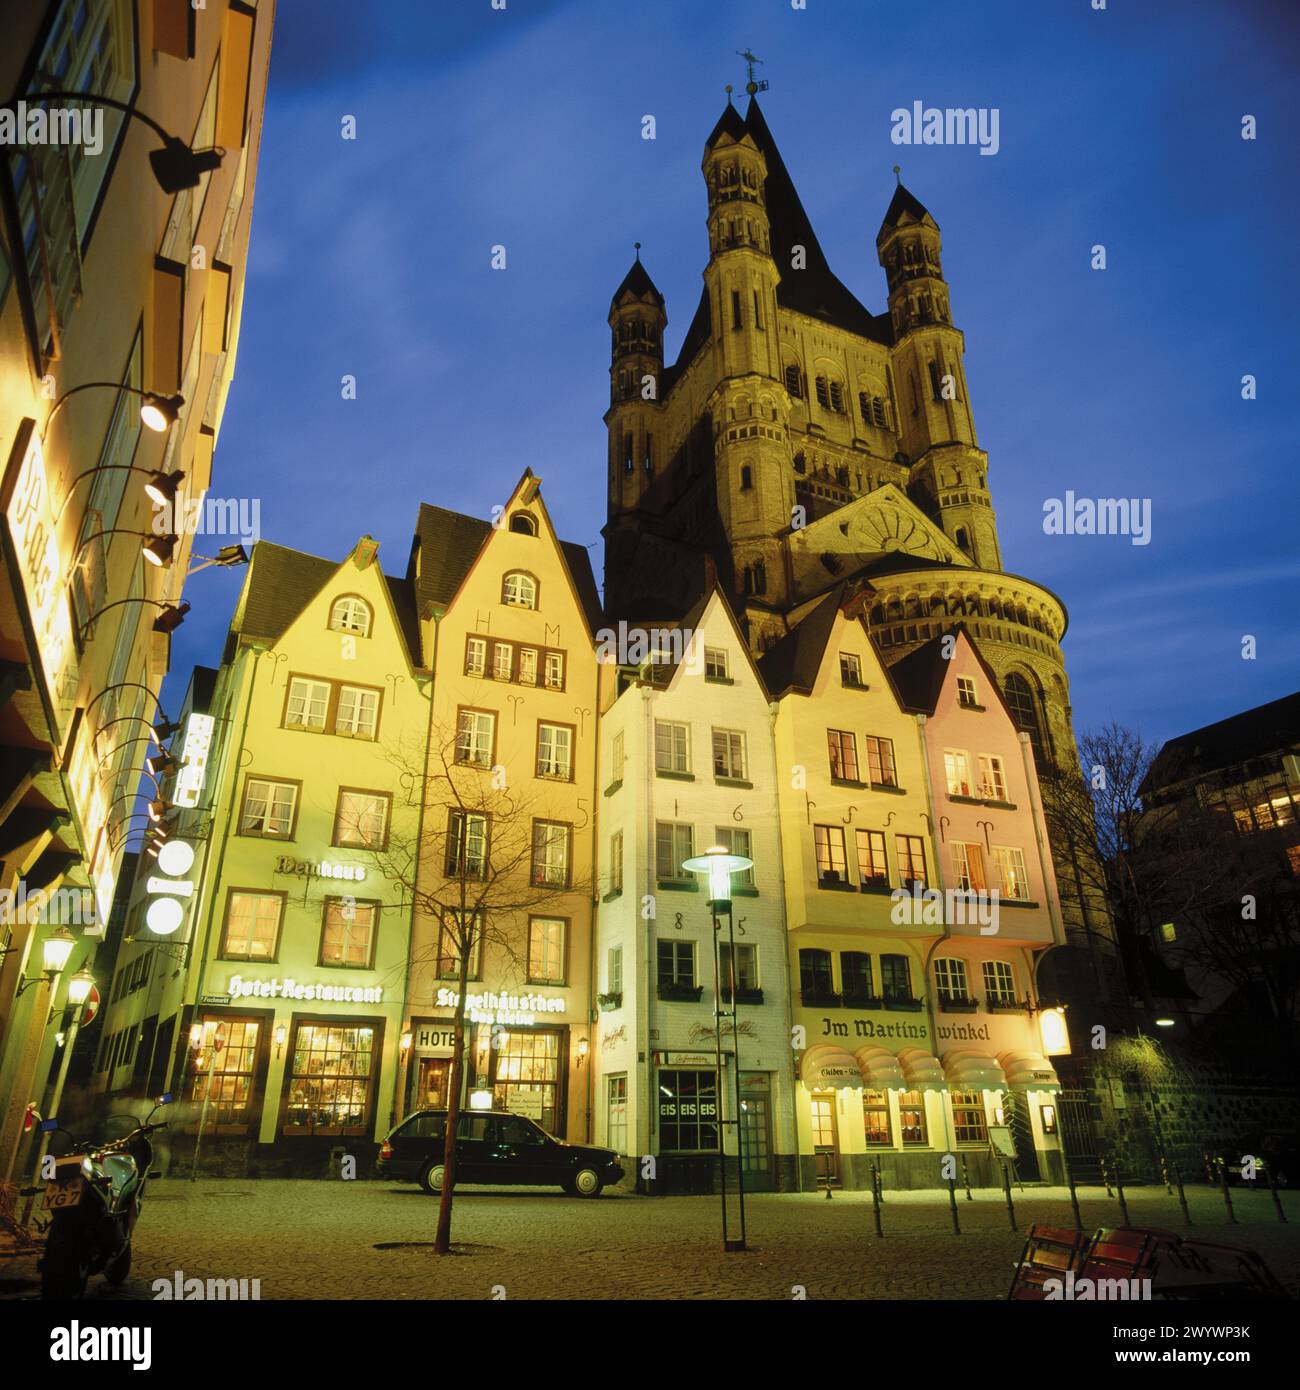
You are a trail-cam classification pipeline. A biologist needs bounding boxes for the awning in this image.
[997,1050,1062,1090]
[942,1051,1008,1090]
[854,1046,906,1090]
[801,1043,863,1091]
[897,1047,948,1092]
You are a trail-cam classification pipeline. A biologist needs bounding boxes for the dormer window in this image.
[509,513,537,536]
[502,572,538,609]
[957,676,979,709]
[329,596,372,638]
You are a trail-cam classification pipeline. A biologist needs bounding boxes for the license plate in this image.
[42,1177,83,1209]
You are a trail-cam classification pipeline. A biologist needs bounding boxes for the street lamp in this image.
[16,925,77,994]
[682,844,753,1253]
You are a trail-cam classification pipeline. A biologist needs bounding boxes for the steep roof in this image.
[885,631,950,713]
[758,586,842,697]
[409,502,604,634]
[234,541,422,666]
[1142,690,1300,794]
[877,182,936,239]
[610,255,664,310]
[705,100,748,148]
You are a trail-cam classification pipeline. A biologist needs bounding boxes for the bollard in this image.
[1100,1154,1114,1198]
[1114,1162,1130,1226]
[961,1154,973,1201]
[870,1163,883,1238]
[1064,1161,1083,1232]
[1173,1162,1191,1227]
[1266,1159,1287,1225]
[1219,1156,1237,1225]
[1001,1160,1017,1231]
[947,1175,961,1235]
[1159,1154,1173,1196]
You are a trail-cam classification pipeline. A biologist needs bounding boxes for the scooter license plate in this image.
[42,1178,83,1209]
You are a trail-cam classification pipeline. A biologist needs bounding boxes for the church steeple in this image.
[605,245,667,522]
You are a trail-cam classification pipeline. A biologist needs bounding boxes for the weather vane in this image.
[737,49,768,96]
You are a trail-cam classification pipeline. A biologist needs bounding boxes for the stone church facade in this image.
[602,96,1111,957]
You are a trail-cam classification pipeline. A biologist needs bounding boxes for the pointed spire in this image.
[610,249,664,310]
[705,96,749,149]
[878,181,937,240]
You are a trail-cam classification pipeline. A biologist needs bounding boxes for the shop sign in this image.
[415,1026,455,1051]
[654,1051,731,1067]
[173,713,215,807]
[807,1010,931,1044]
[226,974,383,1004]
[201,993,232,1005]
[276,856,366,882]
[935,1012,1039,1054]
[433,987,566,1027]
[510,1091,545,1121]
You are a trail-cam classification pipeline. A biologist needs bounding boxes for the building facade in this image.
[0,0,273,1176]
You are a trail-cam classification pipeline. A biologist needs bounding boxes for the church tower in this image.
[877,186,1000,570]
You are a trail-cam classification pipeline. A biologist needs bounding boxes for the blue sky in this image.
[170,0,1300,749]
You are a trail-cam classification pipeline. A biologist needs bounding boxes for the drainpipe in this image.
[914,712,955,1155]
[770,700,802,1194]
[641,683,655,1183]
[585,667,599,1145]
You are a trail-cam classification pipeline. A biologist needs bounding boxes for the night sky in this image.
[166,0,1300,751]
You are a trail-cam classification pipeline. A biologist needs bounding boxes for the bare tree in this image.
[373,725,589,1255]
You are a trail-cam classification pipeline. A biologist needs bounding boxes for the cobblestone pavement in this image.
[3,1181,1297,1301]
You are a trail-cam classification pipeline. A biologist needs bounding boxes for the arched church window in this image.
[740,465,753,491]
[1003,673,1051,766]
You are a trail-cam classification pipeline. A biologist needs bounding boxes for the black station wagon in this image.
[377,1109,624,1197]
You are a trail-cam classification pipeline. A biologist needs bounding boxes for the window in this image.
[957,675,978,708]
[655,720,690,774]
[657,939,695,990]
[752,288,763,330]
[329,596,371,637]
[900,1090,928,1145]
[658,1070,718,1152]
[446,811,489,879]
[815,824,848,884]
[896,834,927,886]
[935,957,971,1003]
[655,820,694,880]
[509,512,537,535]
[944,750,973,797]
[608,830,624,895]
[610,730,625,784]
[283,1024,375,1136]
[544,651,565,689]
[537,722,574,781]
[993,846,1031,900]
[712,728,747,780]
[827,729,859,781]
[815,375,830,409]
[607,1076,628,1153]
[718,942,758,998]
[456,709,495,767]
[221,892,283,960]
[286,678,330,730]
[983,960,1017,1006]
[952,842,989,893]
[531,821,572,888]
[502,572,537,608]
[713,826,754,887]
[437,909,482,979]
[880,953,912,1003]
[239,778,298,838]
[952,1091,988,1145]
[841,950,874,1001]
[799,948,835,1001]
[188,1018,259,1133]
[333,789,389,849]
[731,289,742,329]
[863,1091,892,1147]
[740,464,753,491]
[828,380,845,413]
[784,362,803,398]
[856,830,888,887]
[865,736,897,787]
[492,642,514,681]
[1003,673,1049,765]
[979,754,1007,801]
[705,647,729,680]
[336,684,379,738]
[320,898,377,969]
[518,648,538,686]
[608,944,623,995]
[528,918,566,984]
[465,637,487,676]
[840,653,864,688]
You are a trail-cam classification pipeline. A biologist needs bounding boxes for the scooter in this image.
[22,1093,172,1298]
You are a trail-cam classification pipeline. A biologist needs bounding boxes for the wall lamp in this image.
[189,544,249,576]
[53,463,187,528]
[15,926,77,996]
[79,596,189,638]
[42,382,184,441]
[142,534,178,569]
[16,91,224,194]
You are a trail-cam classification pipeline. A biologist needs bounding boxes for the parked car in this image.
[377,1109,624,1197]
[1210,1133,1296,1187]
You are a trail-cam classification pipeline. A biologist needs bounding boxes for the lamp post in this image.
[682,844,754,1253]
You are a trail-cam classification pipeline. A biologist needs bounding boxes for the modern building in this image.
[0,0,274,1175]
[593,586,796,1192]
[600,94,1115,978]
[403,472,603,1144]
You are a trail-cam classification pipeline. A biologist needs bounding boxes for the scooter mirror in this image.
[156,1093,173,1105]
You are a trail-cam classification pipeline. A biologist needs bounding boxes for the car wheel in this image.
[419,1162,446,1195]
[569,1166,603,1198]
